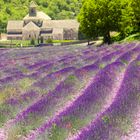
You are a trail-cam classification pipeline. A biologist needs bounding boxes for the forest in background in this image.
[0,0,82,31]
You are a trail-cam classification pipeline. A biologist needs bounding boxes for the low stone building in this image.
[7,1,79,40]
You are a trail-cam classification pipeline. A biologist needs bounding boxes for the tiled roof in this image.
[7,21,23,31]
[23,21,40,31]
[42,20,79,29]
[53,28,63,34]
[23,11,51,20]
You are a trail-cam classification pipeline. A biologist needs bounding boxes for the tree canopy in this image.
[78,0,122,44]
[78,0,140,44]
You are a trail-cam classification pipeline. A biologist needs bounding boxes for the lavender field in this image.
[0,42,140,140]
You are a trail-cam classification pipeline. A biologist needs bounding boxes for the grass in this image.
[0,86,19,104]
[99,63,106,69]
[0,78,34,104]
[17,66,30,74]
[1,33,139,48]
[114,115,133,134]
[47,124,69,140]
[44,116,85,140]
[0,40,31,46]
[44,115,91,140]
[52,40,77,43]
[136,61,140,66]
[121,33,140,42]
[111,33,140,43]
[18,78,34,91]
[0,104,17,127]
[0,40,77,46]
[6,107,47,139]
[110,32,140,44]
[0,40,78,48]
[63,116,86,132]
[102,115,110,124]
[0,78,34,126]
[121,59,129,65]
[65,75,78,85]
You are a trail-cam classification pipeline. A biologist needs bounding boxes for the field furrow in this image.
[0,42,140,140]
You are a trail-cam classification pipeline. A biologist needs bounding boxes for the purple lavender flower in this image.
[74,60,140,140]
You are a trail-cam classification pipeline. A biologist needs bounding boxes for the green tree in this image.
[78,0,122,44]
[131,0,140,31]
[119,0,134,38]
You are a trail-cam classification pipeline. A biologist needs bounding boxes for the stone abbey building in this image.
[7,1,79,40]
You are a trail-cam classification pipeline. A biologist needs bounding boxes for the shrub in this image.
[46,38,53,44]
[111,33,123,42]
[30,38,35,45]
[40,36,44,43]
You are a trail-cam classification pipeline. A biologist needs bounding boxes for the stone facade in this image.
[7,1,79,40]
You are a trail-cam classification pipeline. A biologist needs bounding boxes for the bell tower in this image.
[29,1,37,17]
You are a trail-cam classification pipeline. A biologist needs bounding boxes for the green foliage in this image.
[131,0,140,31]
[40,36,44,43]
[136,61,140,66]
[111,33,123,42]
[18,78,34,90]
[99,63,106,69]
[119,0,135,37]
[0,0,82,30]
[67,75,77,80]
[0,113,7,127]
[121,33,140,42]
[47,123,68,140]
[78,0,122,44]
[78,26,87,40]
[53,40,76,43]
[30,38,35,45]
[46,38,53,44]
[102,115,110,124]
[1,0,140,44]
[78,0,140,43]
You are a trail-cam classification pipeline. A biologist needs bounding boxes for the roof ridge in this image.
[30,1,37,7]
[23,11,51,20]
[23,21,40,30]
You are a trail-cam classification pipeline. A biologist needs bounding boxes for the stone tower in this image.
[29,1,37,17]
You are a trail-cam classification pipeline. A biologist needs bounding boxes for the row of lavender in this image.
[28,44,140,140]
[0,42,140,140]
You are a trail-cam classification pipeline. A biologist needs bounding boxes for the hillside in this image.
[0,0,82,31]
[0,42,140,140]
